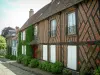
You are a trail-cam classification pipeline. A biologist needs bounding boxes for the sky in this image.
[0,0,51,34]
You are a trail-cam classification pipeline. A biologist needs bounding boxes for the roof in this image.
[20,3,50,31]
[20,0,83,31]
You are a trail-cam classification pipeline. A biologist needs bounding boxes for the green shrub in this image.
[38,61,51,71]
[10,55,16,60]
[45,62,52,72]
[63,68,72,75]
[38,61,46,70]
[39,61,63,73]
[5,55,10,59]
[94,67,100,75]
[51,62,63,74]
[38,62,43,69]
[29,59,39,68]
[22,55,32,66]
[17,55,24,63]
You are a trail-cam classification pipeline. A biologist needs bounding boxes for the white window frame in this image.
[22,45,26,55]
[50,19,57,37]
[67,45,77,70]
[43,45,48,61]
[68,12,76,35]
[50,45,56,63]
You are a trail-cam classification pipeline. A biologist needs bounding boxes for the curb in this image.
[9,62,42,75]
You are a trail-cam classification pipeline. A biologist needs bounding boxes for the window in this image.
[67,45,77,70]
[23,31,26,40]
[12,40,16,47]
[50,45,56,63]
[34,26,38,39]
[50,20,57,37]
[21,31,26,40]
[22,45,26,55]
[68,12,76,35]
[43,45,48,61]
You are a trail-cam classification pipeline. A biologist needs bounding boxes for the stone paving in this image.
[0,57,35,75]
[0,57,60,75]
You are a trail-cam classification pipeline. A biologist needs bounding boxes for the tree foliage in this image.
[0,35,6,49]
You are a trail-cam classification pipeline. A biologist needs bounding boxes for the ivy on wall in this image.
[25,25,34,56]
[17,32,22,56]
[17,25,34,57]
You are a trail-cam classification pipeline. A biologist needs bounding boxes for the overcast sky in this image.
[0,0,51,34]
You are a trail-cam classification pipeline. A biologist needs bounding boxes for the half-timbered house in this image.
[19,0,100,74]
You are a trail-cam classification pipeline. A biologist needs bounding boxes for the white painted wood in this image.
[50,45,56,63]
[67,45,77,70]
[43,45,48,61]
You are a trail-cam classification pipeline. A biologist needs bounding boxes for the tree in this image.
[0,35,6,50]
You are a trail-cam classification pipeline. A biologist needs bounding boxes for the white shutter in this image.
[50,45,56,63]
[67,45,77,70]
[43,45,48,61]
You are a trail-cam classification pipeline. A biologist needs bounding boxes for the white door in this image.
[50,45,56,63]
[67,45,77,70]
[43,45,48,61]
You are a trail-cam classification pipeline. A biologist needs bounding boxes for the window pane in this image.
[68,12,76,34]
[23,31,25,40]
[68,14,73,27]
[72,12,76,26]
[34,26,37,35]
[51,20,56,37]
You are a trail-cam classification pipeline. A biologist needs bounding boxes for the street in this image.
[0,57,35,75]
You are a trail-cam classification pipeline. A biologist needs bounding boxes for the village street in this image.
[0,57,35,75]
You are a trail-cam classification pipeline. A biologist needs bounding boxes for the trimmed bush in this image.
[17,55,24,63]
[51,62,63,74]
[5,55,16,60]
[22,55,32,66]
[5,55,10,59]
[29,59,39,68]
[94,67,100,75]
[38,61,43,69]
[63,68,72,75]
[10,55,16,60]
[38,61,63,73]
[38,61,50,71]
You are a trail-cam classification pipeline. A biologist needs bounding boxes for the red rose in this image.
[78,61,81,65]
[96,48,99,51]
[96,59,100,64]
